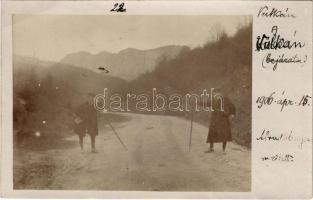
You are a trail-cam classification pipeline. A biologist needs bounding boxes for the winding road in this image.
[15,112,251,191]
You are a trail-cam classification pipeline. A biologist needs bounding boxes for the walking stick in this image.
[104,118,128,151]
[189,107,194,152]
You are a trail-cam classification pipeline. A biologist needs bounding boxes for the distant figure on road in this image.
[206,91,236,153]
[74,93,98,153]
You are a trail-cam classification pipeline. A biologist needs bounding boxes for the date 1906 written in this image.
[256,91,311,112]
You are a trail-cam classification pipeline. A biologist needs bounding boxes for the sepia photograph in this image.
[12,15,252,191]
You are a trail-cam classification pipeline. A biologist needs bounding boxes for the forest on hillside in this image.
[127,23,252,147]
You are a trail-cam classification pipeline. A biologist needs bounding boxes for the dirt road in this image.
[14,112,251,191]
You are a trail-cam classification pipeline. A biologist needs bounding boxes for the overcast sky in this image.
[13,15,249,62]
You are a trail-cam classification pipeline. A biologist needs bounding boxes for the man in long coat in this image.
[206,93,236,153]
[74,93,98,153]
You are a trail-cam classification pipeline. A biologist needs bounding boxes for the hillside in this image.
[60,45,188,81]
[128,24,252,147]
[13,55,127,139]
[14,55,127,103]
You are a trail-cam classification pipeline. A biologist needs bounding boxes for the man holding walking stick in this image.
[73,92,128,153]
[73,93,99,153]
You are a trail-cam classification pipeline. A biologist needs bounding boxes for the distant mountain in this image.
[60,45,188,81]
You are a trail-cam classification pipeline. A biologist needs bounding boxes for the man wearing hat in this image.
[206,89,236,153]
[73,93,98,153]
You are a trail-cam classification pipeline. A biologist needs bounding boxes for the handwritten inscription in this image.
[262,53,307,71]
[255,5,310,169]
[256,26,305,51]
[257,129,311,149]
[256,91,311,112]
[258,6,296,18]
[110,2,126,12]
[261,153,294,162]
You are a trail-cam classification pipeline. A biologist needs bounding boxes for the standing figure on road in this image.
[73,93,98,153]
[206,92,236,153]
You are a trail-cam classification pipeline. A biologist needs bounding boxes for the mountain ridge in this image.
[60,45,189,81]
